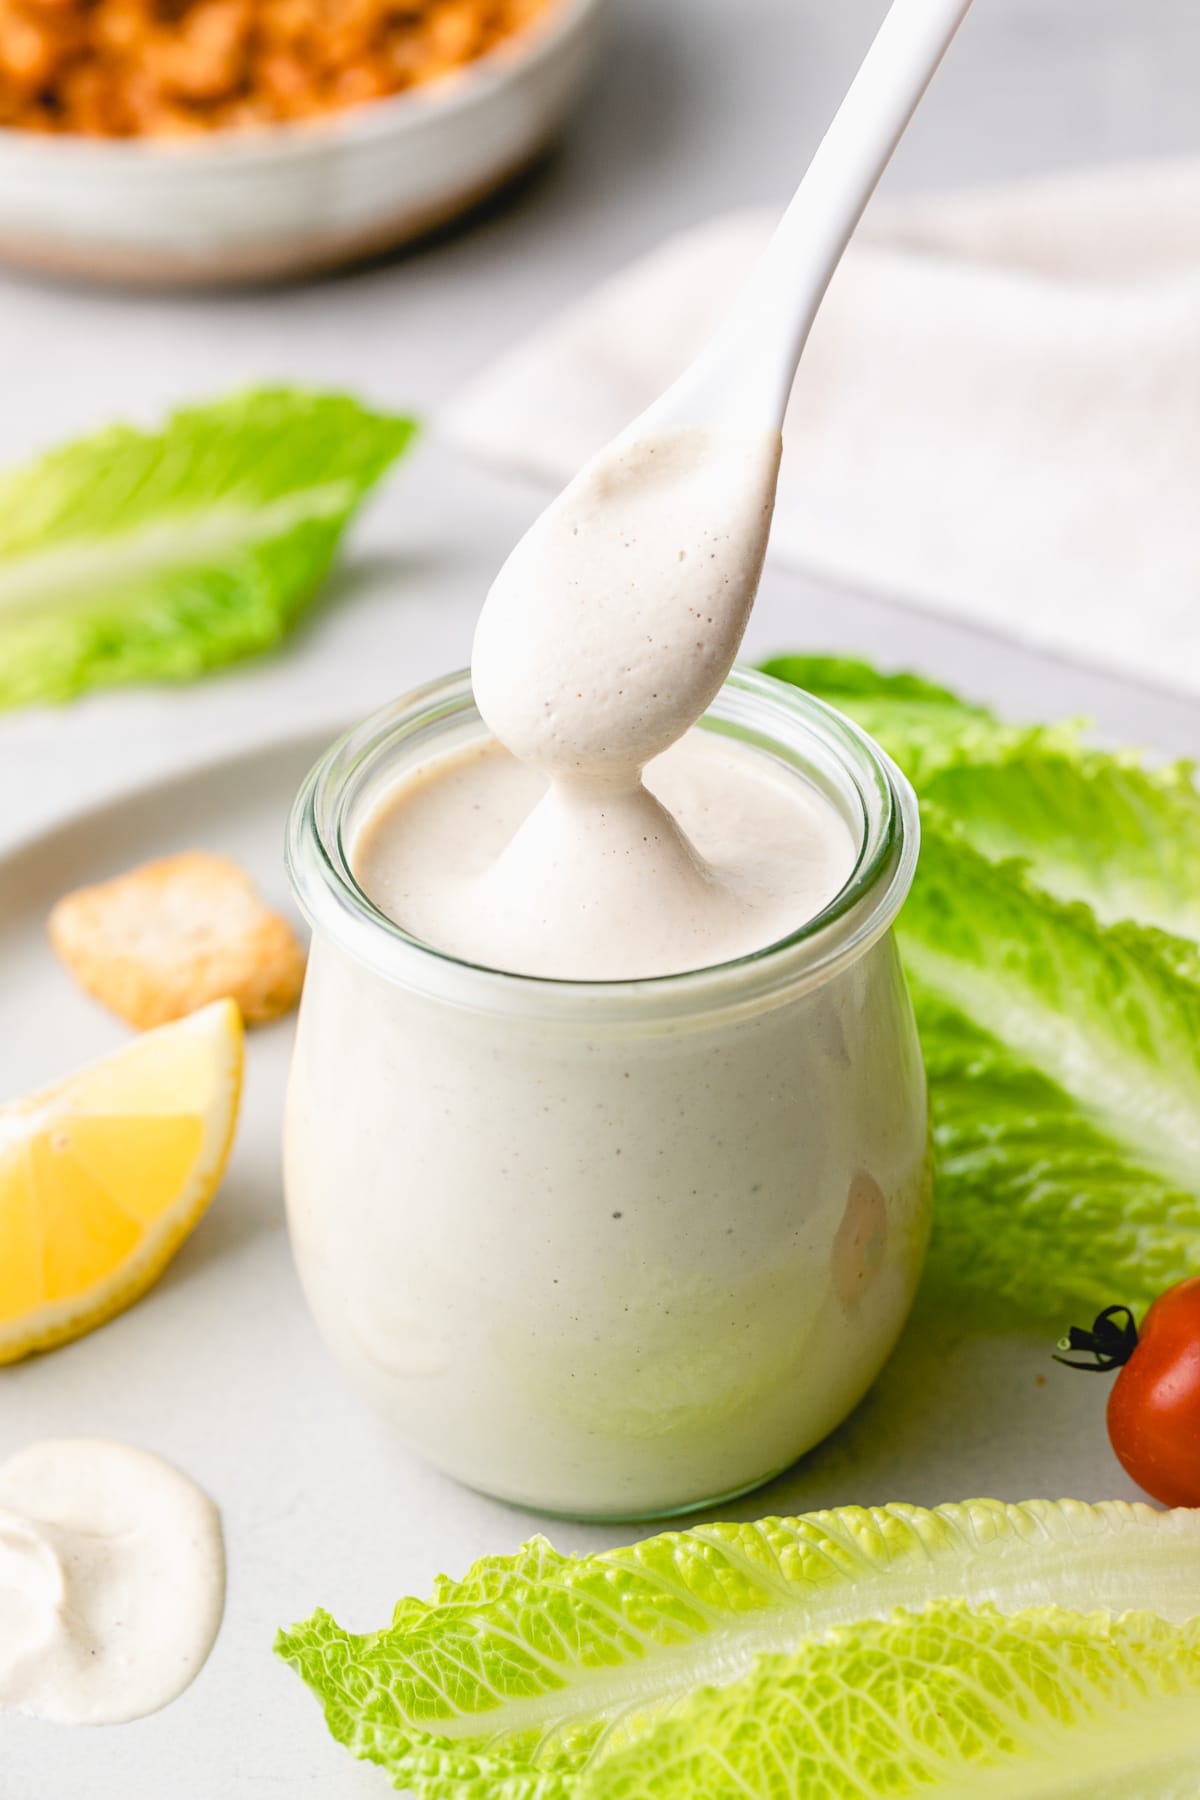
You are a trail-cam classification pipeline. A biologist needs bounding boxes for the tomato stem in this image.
[1053,1304,1139,1372]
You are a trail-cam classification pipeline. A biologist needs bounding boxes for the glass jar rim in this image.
[286,666,920,1022]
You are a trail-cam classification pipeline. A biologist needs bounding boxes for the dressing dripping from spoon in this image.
[470,0,974,978]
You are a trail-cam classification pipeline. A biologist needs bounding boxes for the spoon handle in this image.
[640,0,975,436]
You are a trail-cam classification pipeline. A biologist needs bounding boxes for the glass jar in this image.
[284,667,929,1521]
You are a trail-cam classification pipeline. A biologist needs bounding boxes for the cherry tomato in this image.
[1057,1277,1200,1508]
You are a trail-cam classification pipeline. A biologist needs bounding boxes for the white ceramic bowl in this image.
[0,0,605,287]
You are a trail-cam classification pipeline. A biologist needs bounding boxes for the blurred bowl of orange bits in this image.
[0,0,605,285]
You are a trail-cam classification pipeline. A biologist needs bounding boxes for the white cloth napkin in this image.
[441,163,1200,694]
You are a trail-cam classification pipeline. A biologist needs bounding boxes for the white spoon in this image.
[472,0,975,786]
[638,0,976,438]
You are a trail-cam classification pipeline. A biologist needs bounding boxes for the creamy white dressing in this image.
[472,426,783,782]
[357,421,857,982]
[463,424,799,979]
[355,729,857,981]
[0,1439,223,1725]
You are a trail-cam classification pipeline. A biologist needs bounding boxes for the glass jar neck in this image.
[286,666,919,1025]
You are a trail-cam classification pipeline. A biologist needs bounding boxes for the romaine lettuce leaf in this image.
[579,1602,1200,1800]
[762,655,966,712]
[900,817,1200,1313]
[0,388,415,708]
[765,653,1200,941]
[902,818,1200,1192]
[914,984,1200,1317]
[276,1499,1200,1798]
[764,656,1200,1315]
[925,744,1200,942]
[761,652,1065,787]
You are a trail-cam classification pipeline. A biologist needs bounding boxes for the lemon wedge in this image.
[0,999,243,1364]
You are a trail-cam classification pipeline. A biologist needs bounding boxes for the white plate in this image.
[0,731,1138,1798]
[0,0,606,287]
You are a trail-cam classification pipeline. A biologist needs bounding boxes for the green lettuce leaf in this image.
[760,652,1060,787]
[902,819,1200,1193]
[914,984,1200,1317]
[761,655,966,712]
[763,655,1200,1315]
[901,817,1200,1313]
[579,1602,1200,1800]
[764,653,1200,941]
[276,1499,1200,1798]
[0,388,416,708]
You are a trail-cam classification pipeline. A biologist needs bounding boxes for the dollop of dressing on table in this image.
[0,1438,224,1725]
[357,423,856,981]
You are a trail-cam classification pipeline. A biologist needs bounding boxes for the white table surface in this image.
[2,2,1200,1794]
